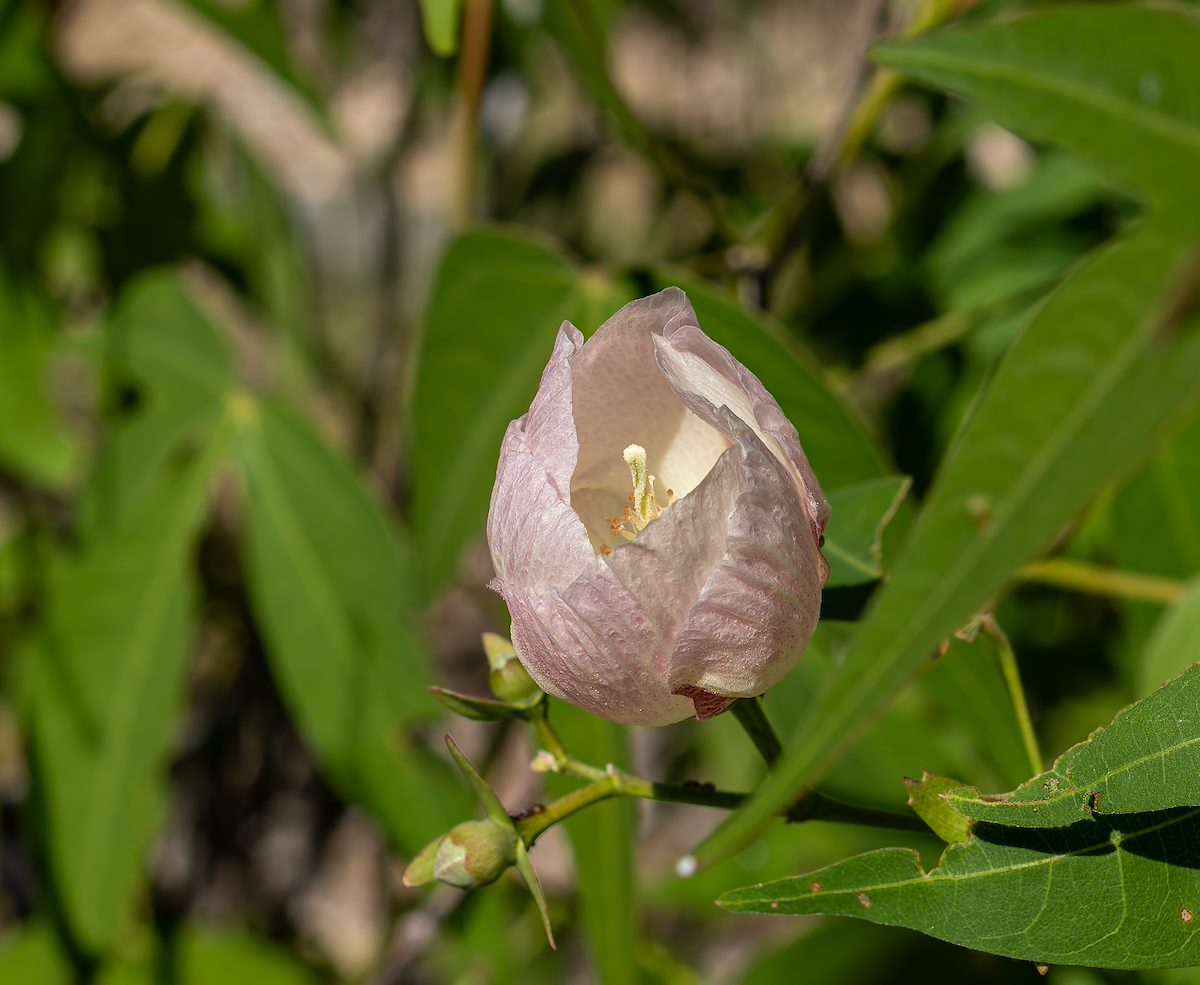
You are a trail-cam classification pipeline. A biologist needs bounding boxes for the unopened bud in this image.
[432,819,518,889]
[483,632,543,707]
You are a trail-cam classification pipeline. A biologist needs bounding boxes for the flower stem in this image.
[1016,558,1185,605]
[519,700,924,845]
[979,615,1044,776]
[515,764,925,845]
[730,697,783,767]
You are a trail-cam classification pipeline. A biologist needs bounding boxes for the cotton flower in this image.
[486,288,829,726]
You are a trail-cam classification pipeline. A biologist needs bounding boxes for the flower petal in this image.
[488,324,594,594]
[654,311,829,543]
[667,410,826,698]
[569,290,731,549]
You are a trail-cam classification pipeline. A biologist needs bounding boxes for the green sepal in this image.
[445,734,517,831]
[430,686,526,722]
[515,838,556,949]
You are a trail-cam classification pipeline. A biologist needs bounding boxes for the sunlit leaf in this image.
[235,400,470,850]
[0,276,78,487]
[719,806,1200,968]
[29,272,232,952]
[418,0,463,57]
[945,661,1200,826]
[693,213,1200,866]
[0,925,73,984]
[873,5,1200,204]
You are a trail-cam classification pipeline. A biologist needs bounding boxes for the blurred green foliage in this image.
[0,0,1199,982]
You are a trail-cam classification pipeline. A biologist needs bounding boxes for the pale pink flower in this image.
[487,288,829,726]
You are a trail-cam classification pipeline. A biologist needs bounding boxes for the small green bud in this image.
[483,632,543,708]
[432,819,518,889]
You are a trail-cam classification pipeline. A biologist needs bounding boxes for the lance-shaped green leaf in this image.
[29,271,232,952]
[1139,576,1200,697]
[692,213,1200,866]
[718,806,1200,969]
[945,661,1200,827]
[0,276,78,488]
[872,5,1200,205]
[235,400,469,851]
[418,0,463,56]
[823,477,912,587]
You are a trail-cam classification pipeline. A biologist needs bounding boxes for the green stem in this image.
[516,764,923,846]
[979,615,1044,776]
[730,697,783,767]
[520,699,924,846]
[1017,558,1185,606]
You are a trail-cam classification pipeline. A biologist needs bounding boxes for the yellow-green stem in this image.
[1017,558,1185,606]
[980,615,1043,776]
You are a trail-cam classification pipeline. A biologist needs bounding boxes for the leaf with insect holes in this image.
[943,661,1200,827]
[719,805,1200,969]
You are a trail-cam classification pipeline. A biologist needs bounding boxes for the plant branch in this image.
[1016,558,1185,606]
[520,699,925,846]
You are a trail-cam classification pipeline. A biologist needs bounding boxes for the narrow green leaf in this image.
[29,272,232,952]
[823,476,911,587]
[235,400,470,850]
[0,925,73,984]
[89,271,233,530]
[873,5,1200,204]
[945,662,1200,827]
[1140,576,1200,697]
[0,276,78,487]
[94,927,320,985]
[418,0,463,57]
[410,229,630,592]
[718,806,1200,969]
[693,215,1200,866]
[33,454,215,952]
[177,929,320,985]
[1110,412,1200,659]
[656,272,890,489]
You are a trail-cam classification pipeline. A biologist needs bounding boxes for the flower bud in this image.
[483,632,543,707]
[432,819,518,889]
[487,288,829,726]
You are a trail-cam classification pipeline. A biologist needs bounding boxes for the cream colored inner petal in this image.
[568,323,731,553]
